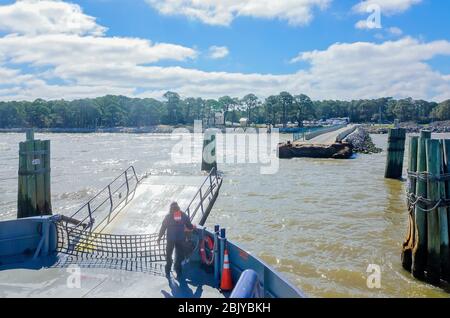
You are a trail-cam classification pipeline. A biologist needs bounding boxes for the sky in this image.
[0,0,449,102]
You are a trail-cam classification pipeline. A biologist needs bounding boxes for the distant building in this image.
[239,118,249,127]
[215,112,225,126]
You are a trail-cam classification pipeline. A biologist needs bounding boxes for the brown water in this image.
[1,132,449,298]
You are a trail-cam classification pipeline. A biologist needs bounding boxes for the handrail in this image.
[185,167,222,224]
[65,166,139,232]
[304,124,346,141]
[65,166,221,233]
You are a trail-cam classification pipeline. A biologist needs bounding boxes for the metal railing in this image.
[292,126,335,142]
[304,124,347,141]
[63,166,139,232]
[185,167,222,225]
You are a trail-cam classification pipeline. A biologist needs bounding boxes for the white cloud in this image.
[3,35,450,102]
[353,0,422,15]
[145,0,331,26]
[0,0,107,36]
[290,37,450,101]
[208,46,229,59]
[0,1,449,103]
[0,34,198,67]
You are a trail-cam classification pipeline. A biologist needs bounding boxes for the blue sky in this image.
[54,0,450,74]
[0,0,449,101]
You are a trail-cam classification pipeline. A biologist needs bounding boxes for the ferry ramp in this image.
[65,167,222,235]
[97,175,210,235]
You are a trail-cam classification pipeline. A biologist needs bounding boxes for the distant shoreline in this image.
[1,121,450,134]
[0,126,188,134]
[363,121,450,134]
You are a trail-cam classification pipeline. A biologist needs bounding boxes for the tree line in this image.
[0,91,449,129]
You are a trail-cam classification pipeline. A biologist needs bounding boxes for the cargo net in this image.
[56,222,166,262]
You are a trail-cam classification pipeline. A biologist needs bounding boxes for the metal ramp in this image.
[57,167,223,261]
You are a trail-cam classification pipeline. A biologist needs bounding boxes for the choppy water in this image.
[1,132,449,298]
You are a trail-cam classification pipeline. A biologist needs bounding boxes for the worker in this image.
[158,202,194,278]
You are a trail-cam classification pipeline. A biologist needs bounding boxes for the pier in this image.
[278,124,358,159]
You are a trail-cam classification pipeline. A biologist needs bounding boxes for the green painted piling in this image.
[385,128,406,179]
[402,136,418,271]
[17,131,52,218]
[43,140,52,214]
[441,140,450,281]
[425,139,442,284]
[26,129,34,141]
[405,131,450,284]
[17,142,34,218]
[34,140,45,215]
[201,131,217,172]
[412,131,431,279]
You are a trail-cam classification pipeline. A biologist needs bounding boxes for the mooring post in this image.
[440,140,450,281]
[26,128,34,141]
[43,139,52,214]
[17,130,52,219]
[385,128,406,179]
[402,136,419,271]
[201,130,217,172]
[411,130,431,279]
[425,139,442,284]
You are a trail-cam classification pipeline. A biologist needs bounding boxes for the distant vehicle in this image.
[239,118,249,127]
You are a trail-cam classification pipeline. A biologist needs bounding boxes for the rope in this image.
[407,193,450,212]
[406,170,450,212]
[407,171,450,182]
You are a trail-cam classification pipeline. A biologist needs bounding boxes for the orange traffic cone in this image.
[220,248,233,291]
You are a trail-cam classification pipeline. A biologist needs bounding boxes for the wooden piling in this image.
[404,130,450,284]
[385,128,406,179]
[17,142,34,218]
[402,136,418,271]
[411,131,431,279]
[441,140,450,281]
[17,131,52,218]
[34,139,46,215]
[43,140,52,213]
[425,139,442,284]
[26,129,34,141]
[201,131,217,172]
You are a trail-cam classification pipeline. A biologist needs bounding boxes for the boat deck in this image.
[0,255,223,298]
[0,174,225,298]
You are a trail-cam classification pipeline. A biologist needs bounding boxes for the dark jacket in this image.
[158,210,193,242]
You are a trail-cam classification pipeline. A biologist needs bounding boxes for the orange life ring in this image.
[200,236,214,266]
